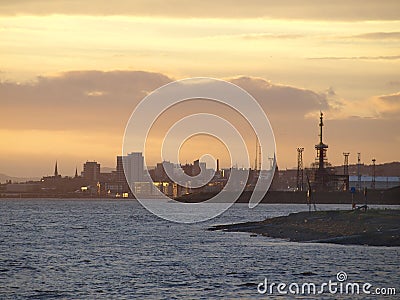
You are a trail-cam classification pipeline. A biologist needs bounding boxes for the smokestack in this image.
[216,159,220,172]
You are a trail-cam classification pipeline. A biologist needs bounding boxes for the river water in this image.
[0,199,398,299]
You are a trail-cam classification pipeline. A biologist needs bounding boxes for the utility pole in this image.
[297,147,304,191]
[357,153,361,192]
[343,152,350,175]
[372,158,376,189]
[343,152,350,191]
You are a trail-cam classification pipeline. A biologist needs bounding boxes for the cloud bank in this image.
[1,70,399,177]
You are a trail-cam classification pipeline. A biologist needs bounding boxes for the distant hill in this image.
[0,173,40,184]
[332,161,400,177]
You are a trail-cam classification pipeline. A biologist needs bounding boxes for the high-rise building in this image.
[123,152,144,184]
[82,161,100,182]
[116,156,125,183]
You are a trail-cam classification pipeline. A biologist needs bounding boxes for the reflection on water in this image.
[0,200,399,299]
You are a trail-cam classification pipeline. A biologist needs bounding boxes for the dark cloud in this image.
[230,76,329,117]
[0,71,334,173]
[0,0,399,21]
[0,70,172,131]
[3,71,398,137]
[0,72,332,133]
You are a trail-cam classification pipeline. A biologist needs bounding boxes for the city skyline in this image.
[1,1,399,177]
[13,153,399,182]
[3,151,399,199]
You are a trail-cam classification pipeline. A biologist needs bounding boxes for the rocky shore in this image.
[209,209,400,247]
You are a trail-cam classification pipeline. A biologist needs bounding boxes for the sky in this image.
[0,0,399,177]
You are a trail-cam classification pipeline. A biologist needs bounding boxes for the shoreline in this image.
[1,186,400,205]
[1,197,400,208]
[177,188,400,205]
[209,209,400,247]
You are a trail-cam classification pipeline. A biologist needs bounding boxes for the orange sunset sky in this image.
[1,0,399,178]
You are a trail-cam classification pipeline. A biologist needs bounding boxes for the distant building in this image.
[154,161,175,182]
[82,161,100,182]
[41,161,62,182]
[181,160,205,177]
[106,155,133,197]
[6,183,40,193]
[349,175,400,190]
[116,156,125,184]
[123,152,144,184]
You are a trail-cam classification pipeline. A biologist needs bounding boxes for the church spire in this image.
[75,167,78,178]
[54,161,59,177]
